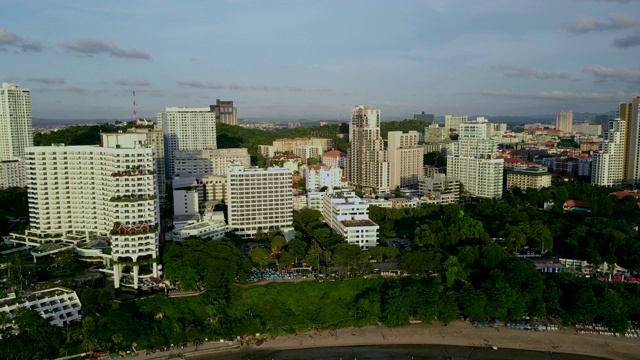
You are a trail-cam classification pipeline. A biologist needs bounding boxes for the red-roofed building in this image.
[502,157,527,169]
[562,199,592,212]
[322,149,346,168]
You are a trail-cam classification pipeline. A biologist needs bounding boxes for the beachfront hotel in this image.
[10,132,160,289]
[0,287,82,327]
[226,162,293,238]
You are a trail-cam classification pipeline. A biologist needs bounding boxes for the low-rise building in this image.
[322,149,346,168]
[0,287,81,327]
[301,165,344,191]
[418,173,460,205]
[322,190,379,249]
[506,166,552,190]
[172,212,227,241]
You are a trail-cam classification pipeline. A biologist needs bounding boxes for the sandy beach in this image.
[129,320,640,360]
[238,321,640,360]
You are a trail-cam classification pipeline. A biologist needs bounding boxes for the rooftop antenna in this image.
[132,90,137,122]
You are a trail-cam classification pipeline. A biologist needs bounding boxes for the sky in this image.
[1,0,640,121]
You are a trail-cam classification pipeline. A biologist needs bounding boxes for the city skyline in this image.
[1,0,640,120]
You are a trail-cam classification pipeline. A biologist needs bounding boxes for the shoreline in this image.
[240,320,640,360]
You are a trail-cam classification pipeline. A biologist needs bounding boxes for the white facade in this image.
[301,165,343,191]
[0,83,33,160]
[306,191,325,211]
[592,118,626,186]
[0,158,25,189]
[258,145,276,158]
[174,148,250,177]
[447,120,503,199]
[0,287,81,327]
[346,106,389,193]
[128,126,166,198]
[322,190,379,249]
[322,150,346,168]
[226,163,293,238]
[158,106,217,180]
[172,176,200,217]
[11,133,160,289]
[444,115,468,131]
[556,111,573,133]
[388,131,423,190]
[172,212,227,241]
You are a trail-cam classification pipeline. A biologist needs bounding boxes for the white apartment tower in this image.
[346,106,389,193]
[0,83,33,160]
[592,118,626,186]
[444,115,468,132]
[556,111,573,133]
[388,131,423,190]
[158,106,217,180]
[322,190,379,249]
[13,133,160,289]
[447,119,503,199]
[226,163,293,238]
[301,164,344,191]
[128,125,166,198]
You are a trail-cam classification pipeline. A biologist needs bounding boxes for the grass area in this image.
[226,278,384,335]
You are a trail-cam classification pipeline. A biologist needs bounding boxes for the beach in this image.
[130,320,640,360]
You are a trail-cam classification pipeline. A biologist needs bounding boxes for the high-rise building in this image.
[212,99,238,125]
[387,131,423,190]
[173,148,251,177]
[0,83,33,160]
[556,111,573,133]
[128,125,166,198]
[158,106,217,180]
[11,133,160,289]
[226,163,293,238]
[424,123,449,143]
[444,115,468,132]
[447,119,503,199]
[346,106,389,193]
[0,158,25,189]
[414,112,434,122]
[621,97,640,184]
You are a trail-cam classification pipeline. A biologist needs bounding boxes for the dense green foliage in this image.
[0,187,29,236]
[380,119,431,139]
[33,124,117,146]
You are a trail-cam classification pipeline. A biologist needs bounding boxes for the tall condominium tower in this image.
[447,119,503,199]
[0,83,33,160]
[226,163,293,238]
[346,106,389,194]
[11,133,160,289]
[621,97,640,184]
[556,111,573,133]
[212,99,238,125]
[158,106,217,180]
[128,125,166,198]
[387,131,423,190]
[591,118,626,186]
[444,115,468,132]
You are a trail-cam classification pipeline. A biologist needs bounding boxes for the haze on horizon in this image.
[1,0,639,120]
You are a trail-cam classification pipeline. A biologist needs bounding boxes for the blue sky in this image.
[1,0,640,120]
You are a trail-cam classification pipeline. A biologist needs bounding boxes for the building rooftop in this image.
[341,219,377,227]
